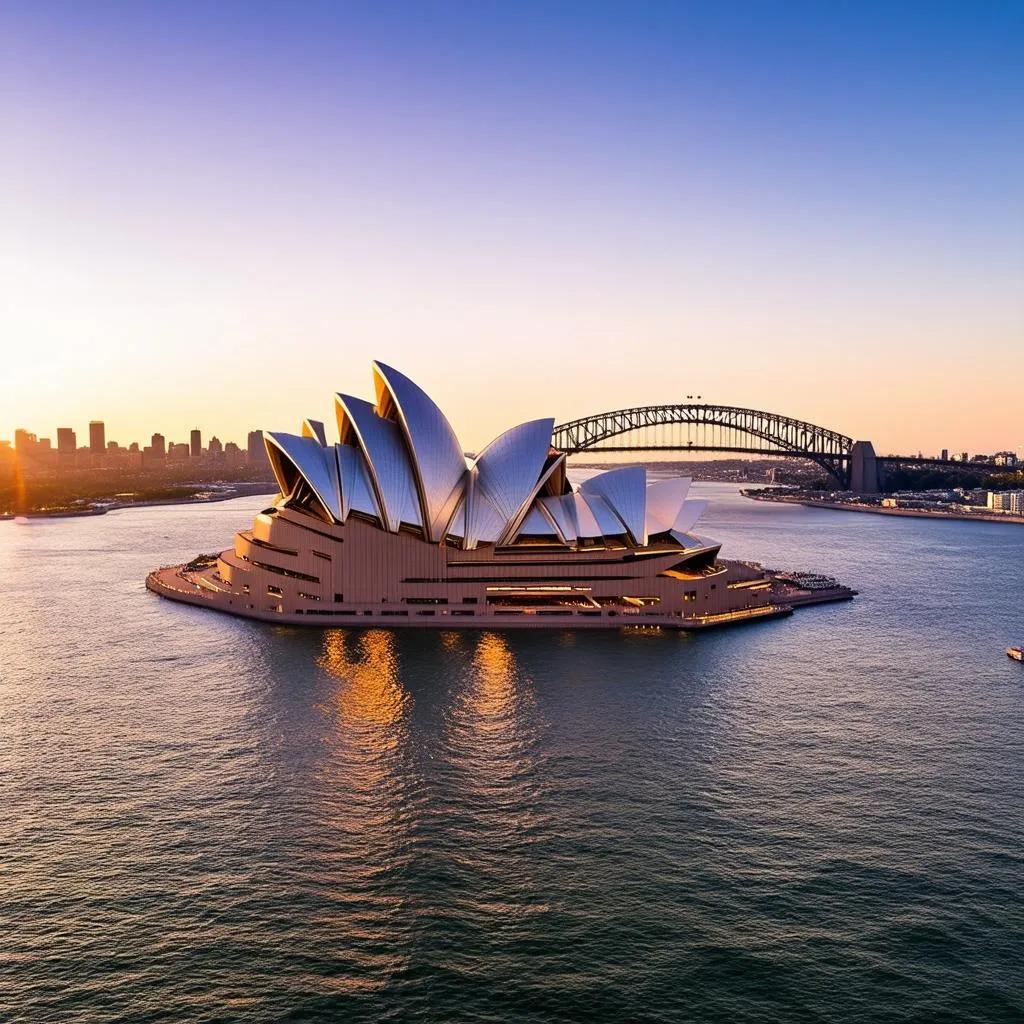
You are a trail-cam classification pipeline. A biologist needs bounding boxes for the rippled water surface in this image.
[2,485,1022,1023]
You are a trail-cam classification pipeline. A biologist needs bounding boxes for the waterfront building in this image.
[89,421,105,455]
[987,490,1024,514]
[150,362,789,630]
[962,488,989,507]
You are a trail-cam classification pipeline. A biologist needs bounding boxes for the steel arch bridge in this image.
[552,404,856,487]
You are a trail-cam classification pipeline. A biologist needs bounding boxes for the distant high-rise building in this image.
[57,427,76,455]
[224,441,243,465]
[150,433,166,458]
[208,436,223,458]
[940,448,948,461]
[247,429,269,468]
[89,421,105,454]
[190,429,202,458]
[129,442,140,453]
[13,430,55,466]
[14,429,37,454]
[168,443,190,461]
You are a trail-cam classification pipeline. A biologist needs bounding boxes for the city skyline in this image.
[3,2,1022,453]
[4,413,1020,468]
[8,422,259,452]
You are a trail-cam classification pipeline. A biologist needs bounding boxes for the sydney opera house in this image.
[148,362,788,629]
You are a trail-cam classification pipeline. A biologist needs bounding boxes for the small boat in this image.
[1008,646,1024,662]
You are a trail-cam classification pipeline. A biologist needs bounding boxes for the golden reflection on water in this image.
[449,633,546,805]
[312,629,417,990]
[319,629,408,730]
[446,632,549,916]
[468,632,520,720]
[440,630,462,650]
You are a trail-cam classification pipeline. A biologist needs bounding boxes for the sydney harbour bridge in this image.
[552,404,995,492]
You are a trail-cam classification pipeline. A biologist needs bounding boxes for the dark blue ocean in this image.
[2,485,1022,1023]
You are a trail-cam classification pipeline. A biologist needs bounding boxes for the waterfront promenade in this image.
[747,492,1024,526]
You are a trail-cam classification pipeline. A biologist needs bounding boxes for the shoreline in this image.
[746,493,1024,526]
[1,482,277,522]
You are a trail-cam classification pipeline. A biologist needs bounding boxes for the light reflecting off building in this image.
[441,633,550,920]
[468,633,522,722]
[440,631,462,651]
[318,629,410,730]
[446,633,545,797]
[310,629,418,990]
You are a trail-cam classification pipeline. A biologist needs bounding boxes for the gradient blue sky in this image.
[3,1,1022,454]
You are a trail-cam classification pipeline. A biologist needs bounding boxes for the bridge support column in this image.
[849,440,881,494]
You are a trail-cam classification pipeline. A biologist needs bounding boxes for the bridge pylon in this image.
[849,441,881,494]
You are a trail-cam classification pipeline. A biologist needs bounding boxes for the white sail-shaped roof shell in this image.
[570,492,604,539]
[671,499,708,536]
[335,442,380,521]
[336,395,422,532]
[540,494,577,543]
[264,432,343,522]
[499,452,568,544]
[463,483,510,547]
[672,531,715,550]
[464,418,554,549]
[445,496,467,542]
[644,477,692,535]
[301,419,328,446]
[372,362,467,542]
[517,504,559,537]
[580,492,627,538]
[581,467,647,544]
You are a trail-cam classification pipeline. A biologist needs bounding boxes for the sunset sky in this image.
[3,1,1022,455]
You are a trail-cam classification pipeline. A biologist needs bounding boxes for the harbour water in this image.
[2,485,1022,1022]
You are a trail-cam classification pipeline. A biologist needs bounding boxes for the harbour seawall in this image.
[748,494,1024,526]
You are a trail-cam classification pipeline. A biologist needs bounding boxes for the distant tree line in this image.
[881,467,1024,491]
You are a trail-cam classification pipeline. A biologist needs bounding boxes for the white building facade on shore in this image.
[987,490,1024,514]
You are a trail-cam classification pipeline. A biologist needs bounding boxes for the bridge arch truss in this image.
[552,404,855,487]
